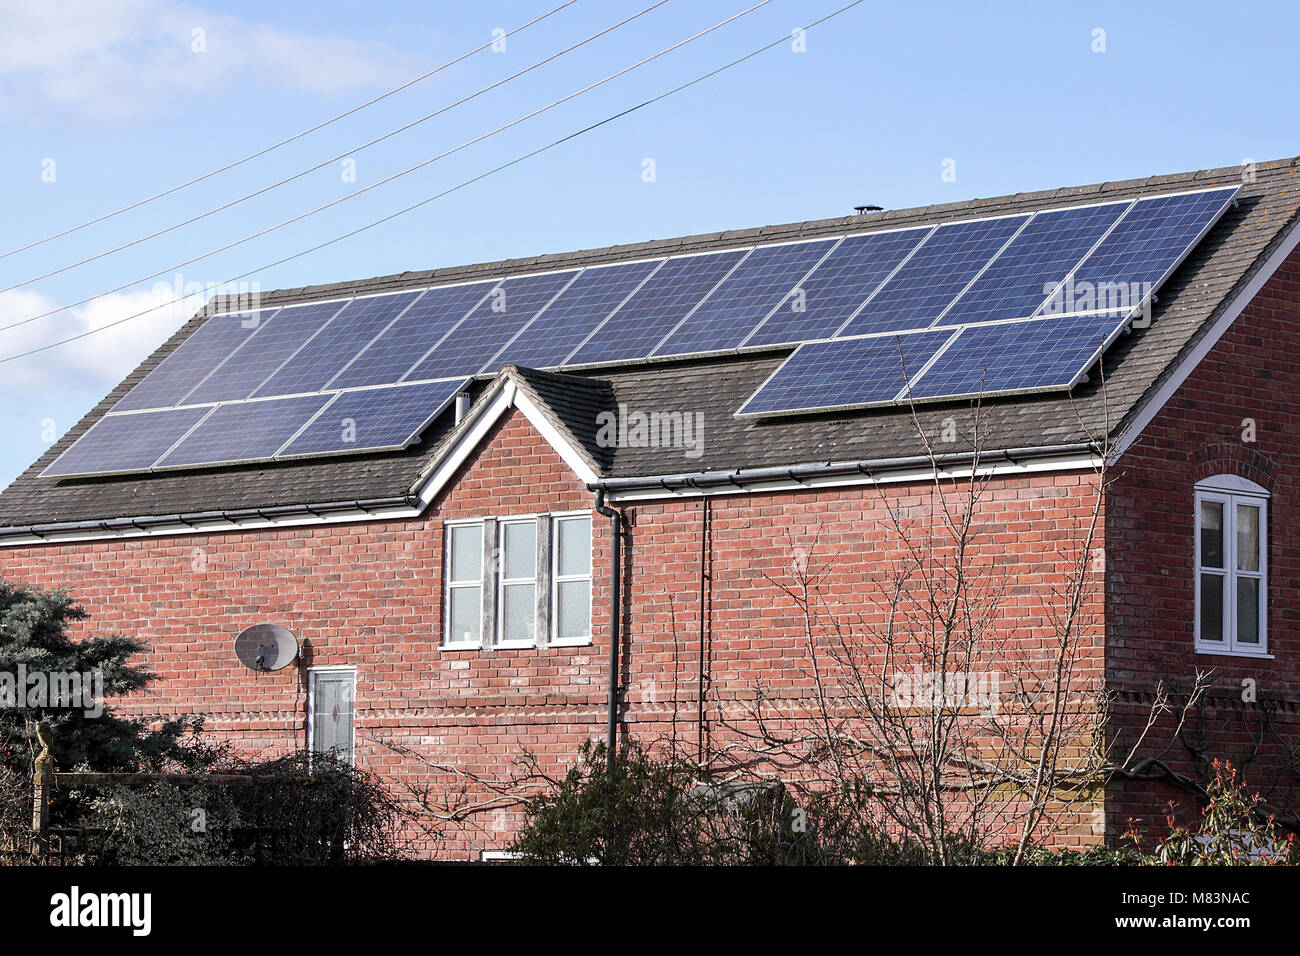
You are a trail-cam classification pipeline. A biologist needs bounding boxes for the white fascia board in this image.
[412,380,518,508]
[602,450,1103,503]
[411,377,599,508]
[0,502,422,548]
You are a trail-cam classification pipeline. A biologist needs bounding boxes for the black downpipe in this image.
[697,498,709,762]
[595,490,622,764]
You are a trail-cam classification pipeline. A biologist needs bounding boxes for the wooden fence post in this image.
[31,721,55,860]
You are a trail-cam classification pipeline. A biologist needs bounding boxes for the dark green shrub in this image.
[512,739,823,865]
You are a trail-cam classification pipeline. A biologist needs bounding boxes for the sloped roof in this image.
[2,156,1298,532]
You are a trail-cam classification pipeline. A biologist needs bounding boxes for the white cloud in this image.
[0,0,418,119]
[0,284,205,392]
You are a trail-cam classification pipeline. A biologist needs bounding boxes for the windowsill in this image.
[548,636,593,648]
[1194,644,1274,660]
[442,638,594,652]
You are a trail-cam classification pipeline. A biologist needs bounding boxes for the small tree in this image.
[0,580,220,820]
[718,397,1214,863]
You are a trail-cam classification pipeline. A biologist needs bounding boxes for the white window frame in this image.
[1194,475,1269,658]
[550,512,594,647]
[307,665,357,766]
[497,517,539,648]
[444,519,485,648]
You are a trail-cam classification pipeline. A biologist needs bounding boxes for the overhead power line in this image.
[0,0,580,263]
[0,0,869,366]
[0,0,670,296]
[0,0,769,334]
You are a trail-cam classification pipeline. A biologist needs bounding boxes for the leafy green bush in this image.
[511,739,821,865]
[1149,760,1296,865]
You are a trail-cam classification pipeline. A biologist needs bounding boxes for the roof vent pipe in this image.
[454,392,472,425]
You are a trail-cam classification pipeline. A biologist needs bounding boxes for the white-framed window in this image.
[442,511,593,651]
[552,514,593,645]
[498,518,538,647]
[1195,475,1269,657]
[308,666,356,765]
[445,520,484,647]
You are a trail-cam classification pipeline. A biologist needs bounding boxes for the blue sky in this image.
[1,0,1296,489]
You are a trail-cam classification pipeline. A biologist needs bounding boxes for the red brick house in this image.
[2,158,1298,859]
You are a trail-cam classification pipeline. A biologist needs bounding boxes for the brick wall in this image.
[1,405,1111,858]
[1106,244,1300,840]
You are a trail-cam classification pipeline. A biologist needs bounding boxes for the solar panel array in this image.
[43,378,469,478]
[43,185,1238,477]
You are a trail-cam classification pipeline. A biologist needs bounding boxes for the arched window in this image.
[1194,475,1269,656]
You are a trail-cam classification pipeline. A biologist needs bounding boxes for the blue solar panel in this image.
[1039,187,1239,318]
[936,202,1128,326]
[55,185,1240,478]
[184,300,348,405]
[155,394,331,470]
[653,239,837,356]
[566,250,748,366]
[329,282,496,390]
[737,329,956,417]
[254,291,421,397]
[745,227,931,347]
[279,379,468,459]
[492,260,662,369]
[113,307,280,412]
[41,406,213,477]
[839,215,1029,336]
[404,271,579,381]
[908,313,1127,400]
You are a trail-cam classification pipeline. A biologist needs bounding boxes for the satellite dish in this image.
[234,624,299,672]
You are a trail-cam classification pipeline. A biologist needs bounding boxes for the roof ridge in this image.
[220,155,1297,310]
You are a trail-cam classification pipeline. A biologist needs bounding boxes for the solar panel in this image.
[907,312,1128,401]
[45,185,1240,479]
[253,292,421,398]
[154,394,332,470]
[492,260,662,369]
[40,406,213,478]
[653,239,837,357]
[566,250,748,366]
[935,202,1129,326]
[1039,186,1239,318]
[404,270,579,381]
[839,214,1029,336]
[278,379,469,459]
[737,329,956,417]
[744,227,931,347]
[113,307,280,412]
[329,281,497,390]
[184,299,349,405]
